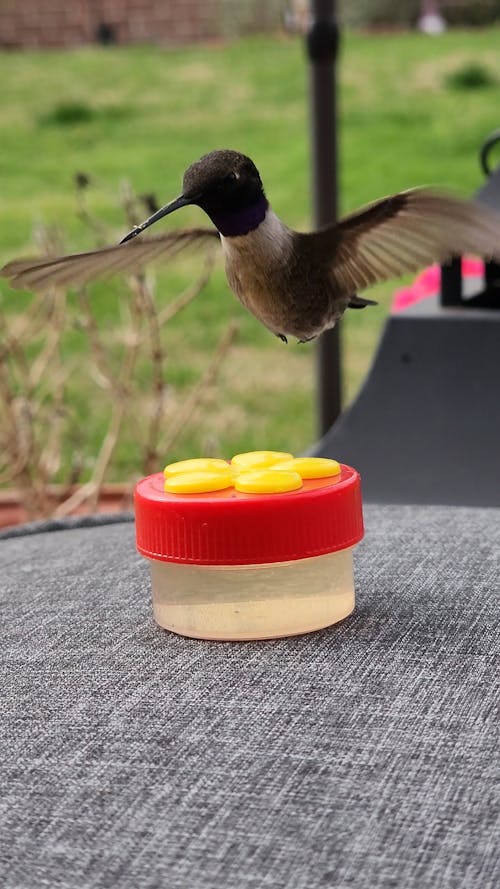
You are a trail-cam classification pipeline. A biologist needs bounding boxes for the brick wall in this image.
[0,0,221,49]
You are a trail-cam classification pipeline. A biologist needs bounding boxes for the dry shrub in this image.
[0,177,237,521]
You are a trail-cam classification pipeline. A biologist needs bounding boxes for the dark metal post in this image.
[307,0,341,437]
[440,257,462,306]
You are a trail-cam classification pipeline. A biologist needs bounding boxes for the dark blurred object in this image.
[313,131,500,506]
[95,23,117,45]
[39,102,95,127]
[441,130,500,309]
[480,128,500,178]
[140,194,160,215]
[308,0,342,436]
[445,62,497,91]
[74,172,91,190]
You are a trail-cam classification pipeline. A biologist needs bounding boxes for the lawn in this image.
[1,27,499,487]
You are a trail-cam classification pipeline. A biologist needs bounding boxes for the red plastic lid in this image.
[135,465,364,566]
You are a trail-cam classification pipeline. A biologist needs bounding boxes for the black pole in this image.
[307,0,341,437]
[440,257,462,307]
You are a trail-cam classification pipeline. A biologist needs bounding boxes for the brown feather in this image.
[1,228,220,292]
[327,188,500,294]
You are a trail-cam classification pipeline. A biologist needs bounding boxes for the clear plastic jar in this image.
[148,547,355,641]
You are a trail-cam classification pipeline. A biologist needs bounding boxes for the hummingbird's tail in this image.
[348,295,378,309]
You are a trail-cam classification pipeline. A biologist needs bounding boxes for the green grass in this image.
[1,29,500,482]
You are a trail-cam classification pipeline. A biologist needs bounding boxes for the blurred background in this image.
[1,1,499,520]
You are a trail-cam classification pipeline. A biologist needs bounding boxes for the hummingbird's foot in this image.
[277,333,288,344]
[297,335,317,344]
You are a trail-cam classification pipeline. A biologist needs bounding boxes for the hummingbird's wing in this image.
[327,189,500,293]
[1,228,220,292]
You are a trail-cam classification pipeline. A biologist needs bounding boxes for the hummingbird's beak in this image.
[119,194,193,244]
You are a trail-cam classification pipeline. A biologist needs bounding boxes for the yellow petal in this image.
[164,469,233,494]
[272,457,341,479]
[164,457,230,478]
[234,469,302,494]
[231,450,294,470]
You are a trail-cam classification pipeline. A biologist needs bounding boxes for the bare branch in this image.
[74,182,109,247]
[54,399,126,517]
[129,273,167,475]
[1,180,225,524]
[159,320,238,457]
[157,244,217,327]
[28,289,67,388]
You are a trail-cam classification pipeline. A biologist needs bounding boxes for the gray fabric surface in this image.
[0,511,134,541]
[1,504,498,889]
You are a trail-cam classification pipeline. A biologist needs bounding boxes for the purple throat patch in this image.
[209,196,269,237]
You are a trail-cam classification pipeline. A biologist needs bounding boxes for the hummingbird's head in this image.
[120,149,268,243]
[182,150,265,217]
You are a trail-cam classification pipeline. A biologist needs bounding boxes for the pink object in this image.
[391,257,485,312]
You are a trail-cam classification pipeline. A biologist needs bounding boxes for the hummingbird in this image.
[3,148,500,343]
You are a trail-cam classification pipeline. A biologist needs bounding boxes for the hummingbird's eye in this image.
[223,171,239,184]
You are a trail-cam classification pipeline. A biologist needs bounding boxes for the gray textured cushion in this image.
[1,505,498,889]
